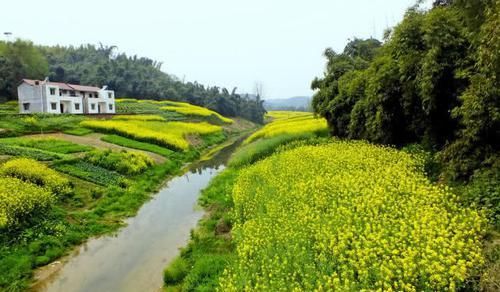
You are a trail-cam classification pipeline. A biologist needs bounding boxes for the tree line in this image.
[312,0,498,181]
[0,41,266,123]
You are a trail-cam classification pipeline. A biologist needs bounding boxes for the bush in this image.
[164,257,189,285]
[460,162,500,228]
[0,158,71,195]
[83,149,154,175]
[0,177,54,229]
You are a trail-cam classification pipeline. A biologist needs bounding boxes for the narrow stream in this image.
[33,140,241,292]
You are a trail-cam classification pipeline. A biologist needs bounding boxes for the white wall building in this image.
[17,79,115,114]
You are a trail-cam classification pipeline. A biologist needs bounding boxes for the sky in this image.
[0,0,431,99]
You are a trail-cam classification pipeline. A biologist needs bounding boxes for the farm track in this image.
[24,132,167,164]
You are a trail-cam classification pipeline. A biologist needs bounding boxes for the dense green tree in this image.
[312,1,498,179]
[0,40,49,97]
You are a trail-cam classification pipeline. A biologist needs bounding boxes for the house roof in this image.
[22,79,101,92]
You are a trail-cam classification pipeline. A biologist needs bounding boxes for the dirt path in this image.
[24,133,166,164]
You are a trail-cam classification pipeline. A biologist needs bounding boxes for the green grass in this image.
[0,137,93,154]
[116,100,185,120]
[0,114,86,137]
[63,127,93,136]
[228,132,317,168]
[0,101,18,114]
[101,135,174,157]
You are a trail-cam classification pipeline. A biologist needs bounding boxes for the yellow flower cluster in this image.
[220,141,485,291]
[112,114,166,121]
[160,100,233,124]
[0,177,54,229]
[0,158,71,195]
[245,112,328,144]
[266,110,312,121]
[80,120,222,150]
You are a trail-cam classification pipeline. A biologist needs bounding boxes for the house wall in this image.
[18,82,115,114]
[18,83,45,113]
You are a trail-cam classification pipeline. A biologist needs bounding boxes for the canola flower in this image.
[160,100,233,124]
[0,177,54,229]
[245,112,328,144]
[266,111,312,121]
[112,114,166,121]
[80,120,222,150]
[0,158,71,195]
[220,141,485,291]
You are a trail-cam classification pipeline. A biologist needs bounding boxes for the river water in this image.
[34,140,240,292]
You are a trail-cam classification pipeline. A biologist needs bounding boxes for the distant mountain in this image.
[263,96,311,111]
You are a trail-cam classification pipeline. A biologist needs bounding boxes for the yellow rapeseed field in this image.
[245,112,328,144]
[221,141,485,291]
[160,100,233,124]
[0,158,70,229]
[80,120,222,150]
[266,110,312,121]
[112,114,166,121]
[0,158,71,195]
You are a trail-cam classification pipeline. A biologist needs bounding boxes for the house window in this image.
[89,93,93,98]
[23,103,30,111]
[91,103,96,110]
[75,103,80,110]
[49,88,56,95]
[51,102,57,110]
[108,104,113,111]
[108,92,113,98]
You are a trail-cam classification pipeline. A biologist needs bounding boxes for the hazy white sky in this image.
[0,0,430,99]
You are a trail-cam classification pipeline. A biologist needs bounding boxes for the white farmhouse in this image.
[17,78,115,114]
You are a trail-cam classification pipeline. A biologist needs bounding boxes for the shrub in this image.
[83,149,154,175]
[164,257,189,285]
[0,158,71,195]
[0,177,54,229]
[222,141,486,291]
